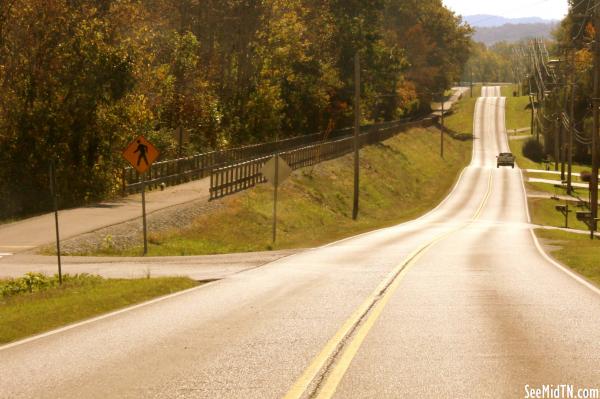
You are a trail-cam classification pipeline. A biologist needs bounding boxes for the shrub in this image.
[0,273,103,298]
[522,138,545,162]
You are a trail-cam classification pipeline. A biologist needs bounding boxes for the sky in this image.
[443,0,569,20]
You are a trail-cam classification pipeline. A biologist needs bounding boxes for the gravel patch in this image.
[42,198,226,255]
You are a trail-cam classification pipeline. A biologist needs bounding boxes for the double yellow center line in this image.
[283,170,493,399]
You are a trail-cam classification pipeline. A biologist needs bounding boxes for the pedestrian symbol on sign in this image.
[134,140,149,167]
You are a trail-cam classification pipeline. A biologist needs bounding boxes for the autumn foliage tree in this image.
[0,0,472,218]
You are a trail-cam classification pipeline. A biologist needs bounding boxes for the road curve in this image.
[1,88,598,398]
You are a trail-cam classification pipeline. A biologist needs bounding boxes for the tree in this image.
[0,0,474,219]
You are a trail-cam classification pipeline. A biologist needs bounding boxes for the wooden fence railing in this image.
[122,125,367,194]
[121,117,426,194]
[209,118,432,200]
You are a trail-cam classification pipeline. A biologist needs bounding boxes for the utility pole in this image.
[273,150,279,243]
[560,54,568,182]
[560,119,565,180]
[529,93,536,138]
[585,11,599,235]
[440,93,445,159]
[352,53,360,221]
[568,81,575,194]
[565,49,575,194]
[470,71,473,98]
[554,115,560,171]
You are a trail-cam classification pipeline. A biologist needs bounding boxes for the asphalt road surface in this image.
[1,88,599,398]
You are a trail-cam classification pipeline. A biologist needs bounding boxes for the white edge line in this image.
[529,229,600,296]
[0,279,221,352]
[519,169,532,224]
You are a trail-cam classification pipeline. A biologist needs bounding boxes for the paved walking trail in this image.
[0,178,211,254]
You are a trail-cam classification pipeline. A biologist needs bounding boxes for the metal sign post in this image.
[261,155,292,245]
[353,53,360,221]
[49,160,62,284]
[273,155,279,243]
[141,172,148,255]
[123,135,160,255]
[440,93,445,159]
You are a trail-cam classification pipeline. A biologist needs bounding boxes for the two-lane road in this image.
[1,88,598,398]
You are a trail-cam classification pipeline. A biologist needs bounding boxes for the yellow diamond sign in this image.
[261,156,292,186]
[123,136,160,174]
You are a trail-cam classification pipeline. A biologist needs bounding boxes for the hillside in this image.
[473,22,556,45]
[58,124,473,256]
[465,14,556,28]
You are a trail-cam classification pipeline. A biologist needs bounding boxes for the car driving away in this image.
[497,152,515,168]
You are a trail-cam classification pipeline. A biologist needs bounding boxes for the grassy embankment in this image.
[88,92,476,257]
[0,274,198,344]
[504,91,600,287]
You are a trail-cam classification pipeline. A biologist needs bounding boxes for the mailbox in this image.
[576,211,592,221]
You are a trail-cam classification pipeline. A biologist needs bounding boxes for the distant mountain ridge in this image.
[472,22,557,45]
[464,14,557,28]
[461,14,557,45]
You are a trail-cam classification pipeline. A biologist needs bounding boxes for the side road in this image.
[431,86,469,116]
[0,249,301,280]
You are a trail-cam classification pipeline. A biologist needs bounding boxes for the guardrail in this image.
[122,117,423,195]
[209,118,432,200]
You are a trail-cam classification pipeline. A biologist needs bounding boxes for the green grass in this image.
[88,125,472,256]
[500,84,517,98]
[505,95,532,131]
[527,181,590,199]
[444,90,479,135]
[0,276,199,344]
[529,197,590,230]
[535,229,600,287]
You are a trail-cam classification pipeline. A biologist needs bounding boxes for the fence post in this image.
[122,168,127,196]
[209,167,213,200]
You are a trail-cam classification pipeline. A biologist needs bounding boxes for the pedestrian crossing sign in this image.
[123,136,160,174]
